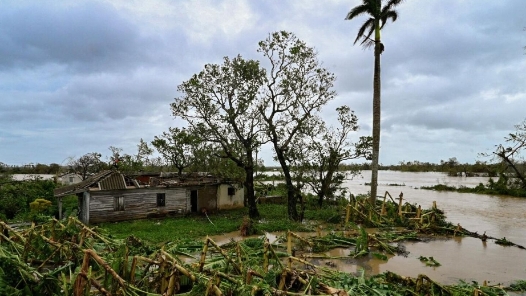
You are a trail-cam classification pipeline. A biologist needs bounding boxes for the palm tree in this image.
[345,0,403,204]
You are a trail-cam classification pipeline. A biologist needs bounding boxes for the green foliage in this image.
[495,237,514,246]
[258,31,337,221]
[59,195,79,219]
[353,227,370,257]
[67,152,104,180]
[29,198,52,213]
[108,143,155,174]
[265,182,288,197]
[99,203,343,244]
[508,280,526,292]
[419,256,441,267]
[151,127,199,175]
[0,175,56,220]
[290,106,371,207]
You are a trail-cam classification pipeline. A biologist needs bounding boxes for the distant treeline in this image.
[421,176,526,198]
[0,162,62,175]
[375,158,504,177]
[2,157,522,179]
[261,158,506,177]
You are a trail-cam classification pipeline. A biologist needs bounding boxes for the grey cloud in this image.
[0,0,524,166]
[0,1,176,73]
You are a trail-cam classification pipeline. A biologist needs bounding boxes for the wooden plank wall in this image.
[88,188,188,223]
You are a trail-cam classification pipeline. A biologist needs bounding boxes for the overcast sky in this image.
[0,0,524,167]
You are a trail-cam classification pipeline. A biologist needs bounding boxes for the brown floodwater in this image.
[345,171,526,247]
[211,171,526,285]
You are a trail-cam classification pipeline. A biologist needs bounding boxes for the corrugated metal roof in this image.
[53,170,231,197]
[53,170,115,197]
[99,172,126,190]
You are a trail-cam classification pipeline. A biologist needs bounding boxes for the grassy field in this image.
[98,203,344,245]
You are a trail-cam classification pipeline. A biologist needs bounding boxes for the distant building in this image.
[59,173,83,185]
[12,174,56,181]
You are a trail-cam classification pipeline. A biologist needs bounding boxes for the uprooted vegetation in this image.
[0,193,524,295]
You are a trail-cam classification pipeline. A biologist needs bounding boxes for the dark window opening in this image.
[228,187,236,196]
[157,193,166,207]
[190,190,198,212]
[113,196,124,211]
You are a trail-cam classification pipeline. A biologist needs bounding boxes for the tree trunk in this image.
[317,191,324,208]
[369,40,382,205]
[244,154,260,220]
[275,148,299,221]
[497,152,526,189]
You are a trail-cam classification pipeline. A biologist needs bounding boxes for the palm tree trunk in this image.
[369,40,382,205]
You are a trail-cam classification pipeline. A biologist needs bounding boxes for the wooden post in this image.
[263,239,269,272]
[345,204,351,224]
[278,269,288,290]
[58,197,63,220]
[236,242,243,271]
[287,231,292,255]
[381,197,387,215]
[398,193,404,217]
[160,256,168,293]
[166,268,179,296]
[199,237,209,272]
[432,201,437,222]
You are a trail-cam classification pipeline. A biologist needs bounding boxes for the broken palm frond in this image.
[352,227,369,258]
[287,230,314,255]
[418,256,441,267]
[310,233,356,252]
[508,280,526,292]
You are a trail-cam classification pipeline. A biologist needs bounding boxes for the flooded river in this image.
[345,170,526,247]
[341,170,526,285]
[216,170,526,285]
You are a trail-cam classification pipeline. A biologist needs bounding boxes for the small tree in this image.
[488,119,526,189]
[67,152,103,180]
[151,127,199,176]
[258,31,336,221]
[292,106,372,207]
[107,140,154,173]
[173,56,266,219]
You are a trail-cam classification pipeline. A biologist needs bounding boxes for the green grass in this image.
[98,203,344,245]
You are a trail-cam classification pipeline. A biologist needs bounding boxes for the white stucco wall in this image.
[217,184,244,210]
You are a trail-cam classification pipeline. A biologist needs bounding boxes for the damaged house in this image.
[53,170,244,224]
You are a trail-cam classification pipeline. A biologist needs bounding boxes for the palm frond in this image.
[380,10,398,29]
[344,4,369,20]
[355,18,375,45]
[347,0,404,46]
[386,0,404,8]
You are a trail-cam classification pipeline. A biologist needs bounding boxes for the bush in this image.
[30,198,52,213]
[0,176,56,220]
